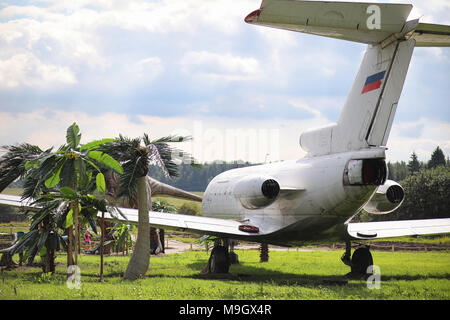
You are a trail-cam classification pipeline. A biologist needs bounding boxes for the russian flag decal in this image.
[362,71,386,94]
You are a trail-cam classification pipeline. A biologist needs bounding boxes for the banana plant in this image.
[10,186,124,273]
[1,123,123,267]
[108,223,135,254]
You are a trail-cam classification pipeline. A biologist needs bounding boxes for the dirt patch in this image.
[322,241,450,252]
[163,239,450,254]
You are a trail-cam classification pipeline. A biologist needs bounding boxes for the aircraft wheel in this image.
[210,246,230,273]
[351,247,373,278]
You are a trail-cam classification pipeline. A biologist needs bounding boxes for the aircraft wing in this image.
[2,193,449,242]
[0,194,37,211]
[347,218,450,240]
[100,208,263,239]
[0,194,263,240]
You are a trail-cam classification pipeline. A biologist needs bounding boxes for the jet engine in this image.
[363,180,405,214]
[233,175,280,209]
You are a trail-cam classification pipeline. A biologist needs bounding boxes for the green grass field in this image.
[1,188,449,300]
[1,249,449,300]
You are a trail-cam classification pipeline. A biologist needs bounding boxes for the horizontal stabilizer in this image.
[347,218,450,240]
[412,23,450,47]
[246,0,412,44]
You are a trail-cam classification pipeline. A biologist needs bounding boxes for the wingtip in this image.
[244,9,262,24]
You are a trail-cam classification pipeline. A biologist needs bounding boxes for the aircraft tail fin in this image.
[246,1,450,157]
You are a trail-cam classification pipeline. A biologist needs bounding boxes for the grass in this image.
[0,249,449,300]
[0,221,29,234]
[1,189,449,300]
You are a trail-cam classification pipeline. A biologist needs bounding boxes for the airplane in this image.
[1,0,450,277]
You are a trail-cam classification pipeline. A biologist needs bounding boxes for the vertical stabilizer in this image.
[246,1,450,157]
[331,39,415,153]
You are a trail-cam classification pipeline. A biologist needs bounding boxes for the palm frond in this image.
[0,143,44,192]
[99,135,148,201]
[148,135,196,178]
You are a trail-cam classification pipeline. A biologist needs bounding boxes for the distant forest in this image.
[150,146,449,223]
[148,161,256,192]
[6,147,449,223]
[150,146,450,193]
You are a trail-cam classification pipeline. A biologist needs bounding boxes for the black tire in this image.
[210,246,230,273]
[351,247,373,277]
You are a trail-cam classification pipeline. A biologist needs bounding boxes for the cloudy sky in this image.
[0,0,449,164]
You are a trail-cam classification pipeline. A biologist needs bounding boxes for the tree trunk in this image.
[0,253,15,269]
[159,229,165,253]
[100,212,104,282]
[260,243,269,262]
[123,176,151,280]
[74,200,79,265]
[67,226,73,267]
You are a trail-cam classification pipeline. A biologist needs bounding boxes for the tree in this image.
[407,151,421,175]
[9,189,120,273]
[428,146,446,169]
[100,134,194,280]
[397,166,450,220]
[360,166,450,222]
[0,123,123,270]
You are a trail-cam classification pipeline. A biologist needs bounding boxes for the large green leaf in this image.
[80,138,117,152]
[96,172,106,194]
[65,208,74,228]
[66,123,81,149]
[44,162,63,188]
[87,150,123,174]
[60,186,77,198]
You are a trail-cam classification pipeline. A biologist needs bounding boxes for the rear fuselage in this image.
[202,148,386,245]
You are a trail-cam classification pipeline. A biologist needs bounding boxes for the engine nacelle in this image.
[233,175,280,209]
[363,180,405,214]
[344,158,387,186]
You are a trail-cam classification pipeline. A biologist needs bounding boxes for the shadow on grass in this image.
[179,260,351,286]
[178,260,450,287]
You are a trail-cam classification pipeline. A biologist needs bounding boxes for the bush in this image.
[359,165,450,222]
[178,202,201,216]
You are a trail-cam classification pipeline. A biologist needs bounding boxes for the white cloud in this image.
[0,0,447,166]
[134,57,164,82]
[289,99,322,118]
[0,53,77,87]
[387,118,450,162]
[181,51,261,82]
[0,109,331,163]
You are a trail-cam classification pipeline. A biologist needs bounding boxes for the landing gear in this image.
[209,246,230,274]
[201,238,239,274]
[341,241,374,279]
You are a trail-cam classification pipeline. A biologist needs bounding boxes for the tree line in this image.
[148,160,256,192]
[359,146,450,222]
[151,146,449,223]
[387,146,449,182]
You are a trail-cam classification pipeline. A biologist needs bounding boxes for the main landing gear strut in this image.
[202,238,239,274]
[341,240,374,279]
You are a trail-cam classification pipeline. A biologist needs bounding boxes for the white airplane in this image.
[1,0,450,276]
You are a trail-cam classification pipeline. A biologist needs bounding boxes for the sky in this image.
[0,0,449,164]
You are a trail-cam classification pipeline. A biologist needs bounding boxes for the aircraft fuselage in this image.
[202,148,387,245]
